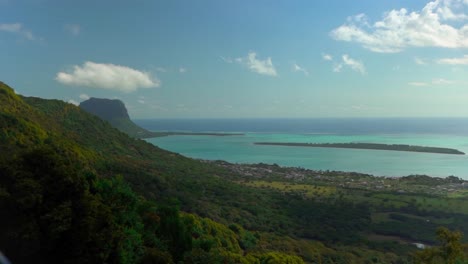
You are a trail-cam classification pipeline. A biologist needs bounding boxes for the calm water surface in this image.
[137,118,468,178]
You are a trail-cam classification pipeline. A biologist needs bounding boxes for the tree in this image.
[413,227,467,264]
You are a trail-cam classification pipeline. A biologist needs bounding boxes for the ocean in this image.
[136,118,468,179]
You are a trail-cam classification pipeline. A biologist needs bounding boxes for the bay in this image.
[137,118,468,178]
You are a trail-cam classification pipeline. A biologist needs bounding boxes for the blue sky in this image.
[2,0,468,118]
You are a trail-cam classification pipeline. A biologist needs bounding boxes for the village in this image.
[207,160,468,197]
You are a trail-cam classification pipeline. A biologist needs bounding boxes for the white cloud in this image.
[436,0,468,20]
[292,63,309,75]
[64,24,81,36]
[236,51,277,77]
[414,57,427,65]
[220,56,233,63]
[0,23,36,40]
[432,78,455,84]
[79,93,90,100]
[408,82,429,86]
[154,67,167,72]
[68,99,79,105]
[56,61,160,93]
[138,99,145,104]
[342,55,366,74]
[149,104,167,111]
[179,67,187,73]
[330,0,468,53]
[325,53,365,74]
[351,105,363,110]
[351,104,369,111]
[408,78,455,86]
[333,63,343,73]
[332,54,366,74]
[437,54,468,64]
[0,23,21,32]
[322,54,333,61]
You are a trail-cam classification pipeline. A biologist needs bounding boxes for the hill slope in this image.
[4,81,468,263]
[1,82,311,263]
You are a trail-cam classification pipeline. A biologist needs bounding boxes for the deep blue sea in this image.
[136,118,468,179]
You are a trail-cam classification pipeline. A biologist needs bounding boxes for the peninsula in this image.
[151,131,244,137]
[254,142,465,155]
[79,98,243,138]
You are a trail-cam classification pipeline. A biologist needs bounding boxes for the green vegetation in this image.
[413,227,468,264]
[255,142,465,155]
[241,180,337,198]
[2,80,468,263]
[0,144,302,263]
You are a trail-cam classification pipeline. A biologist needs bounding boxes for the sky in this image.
[2,0,468,118]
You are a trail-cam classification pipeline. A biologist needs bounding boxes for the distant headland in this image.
[79,98,243,138]
[254,142,465,155]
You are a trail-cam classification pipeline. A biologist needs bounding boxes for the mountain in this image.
[79,97,130,120]
[79,97,156,138]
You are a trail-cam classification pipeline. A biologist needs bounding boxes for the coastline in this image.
[206,160,468,196]
[142,131,244,138]
[254,142,465,155]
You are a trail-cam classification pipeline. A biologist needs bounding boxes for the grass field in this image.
[240,180,337,198]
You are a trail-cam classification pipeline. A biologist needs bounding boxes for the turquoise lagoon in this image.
[138,118,468,179]
[145,132,468,179]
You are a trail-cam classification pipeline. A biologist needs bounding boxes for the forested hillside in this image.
[2,81,468,263]
[0,82,303,263]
